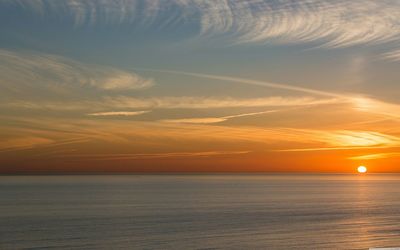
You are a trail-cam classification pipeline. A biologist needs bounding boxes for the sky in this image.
[1,0,400,173]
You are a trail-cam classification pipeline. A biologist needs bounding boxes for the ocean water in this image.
[1,174,400,250]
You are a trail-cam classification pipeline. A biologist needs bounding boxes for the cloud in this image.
[0,136,54,152]
[0,134,91,153]
[319,131,400,148]
[2,115,400,157]
[3,96,341,111]
[162,110,278,124]
[2,51,399,123]
[87,111,150,116]
[199,1,400,49]
[382,50,400,62]
[349,152,400,160]
[352,97,400,120]
[163,117,228,124]
[277,130,400,152]
[136,68,346,98]
[136,69,400,120]
[0,50,153,93]
[4,0,400,57]
[90,70,153,90]
[59,151,251,161]
[105,96,340,109]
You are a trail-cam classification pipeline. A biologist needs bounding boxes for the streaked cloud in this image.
[0,50,153,93]
[0,134,90,153]
[137,68,346,98]
[3,116,399,153]
[163,117,229,124]
[2,48,397,131]
[162,110,278,124]
[3,0,400,58]
[0,136,54,152]
[59,151,251,161]
[319,131,400,148]
[196,0,400,52]
[382,50,400,62]
[277,130,400,151]
[3,96,341,111]
[349,152,400,161]
[144,69,400,120]
[134,69,400,120]
[352,97,400,119]
[87,111,151,117]
[105,96,340,109]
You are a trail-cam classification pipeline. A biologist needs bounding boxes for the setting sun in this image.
[357,166,367,173]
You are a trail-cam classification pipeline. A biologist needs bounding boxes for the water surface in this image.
[1,174,400,249]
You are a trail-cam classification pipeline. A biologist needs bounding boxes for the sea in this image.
[1,174,400,249]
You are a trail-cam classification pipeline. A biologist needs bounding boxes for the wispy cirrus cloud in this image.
[0,50,153,93]
[3,96,341,111]
[194,0,400,50]
[0,136,89,153]
[352,97,400,120]
[3,116,400,154]
[278,130,400,152]
[2,112,399,163]
[105,96,340,109]
[382,50,400,62]
[137,69,400,120]
[1,49,399,124]
[87,111,151,117]
[0,136,54,152]
[317,131,400,148]
[3,0,400,58]
[349,152,400,161]
[136,68,345,98]
[58,151,251,161]
[162,110,278,124]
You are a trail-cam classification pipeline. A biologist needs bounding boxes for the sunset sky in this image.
[1,0,400,173]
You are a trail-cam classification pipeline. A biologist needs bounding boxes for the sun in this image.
[357,166,367,173]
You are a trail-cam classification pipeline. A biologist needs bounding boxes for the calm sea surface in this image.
[1,174,400,249]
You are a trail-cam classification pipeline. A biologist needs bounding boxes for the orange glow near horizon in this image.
[0,113,400,173]
[1,108,400,173]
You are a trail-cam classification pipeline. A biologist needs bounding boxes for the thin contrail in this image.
[133,68,400,122]
[134,68,347,99]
